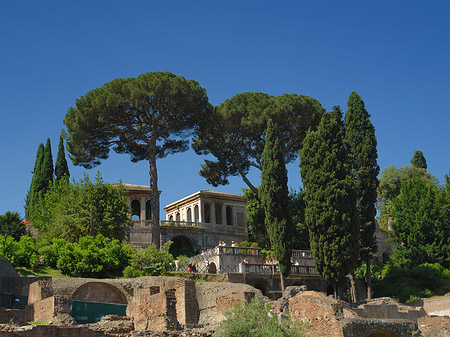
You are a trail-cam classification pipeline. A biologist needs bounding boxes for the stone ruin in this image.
[1,270,447,337]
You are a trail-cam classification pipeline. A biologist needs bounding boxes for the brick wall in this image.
[28,280,53,304]
[175,279,198,328]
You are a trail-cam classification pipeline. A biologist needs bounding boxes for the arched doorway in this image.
[169,235,196,257]
[253,282,267,296]
[208,262,217,273]
[71,282,127,324]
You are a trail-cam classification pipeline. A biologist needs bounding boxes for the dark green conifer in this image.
[411,150,427,170]
[260,119,293,293]
[42,138,54,190]
[25,143,45,220]
[55,131,70,180]
[344,92,379,299]
[300,107,359,298]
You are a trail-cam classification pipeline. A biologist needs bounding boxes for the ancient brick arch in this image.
[72,282,127,304]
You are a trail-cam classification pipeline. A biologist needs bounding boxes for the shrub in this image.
[215,297,308,337]
[0,235,39,269]
[124,241,174,277]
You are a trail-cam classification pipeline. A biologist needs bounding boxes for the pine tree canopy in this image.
[193,92,325,194]
[64,72,211,247]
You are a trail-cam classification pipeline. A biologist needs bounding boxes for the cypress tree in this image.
[344,92,379,299]
[55,131,70,180]
[42,138,54,190]
[260,119,293,293]
[300,107,359,298]
[25,143,45,220]
[411,150,427,170]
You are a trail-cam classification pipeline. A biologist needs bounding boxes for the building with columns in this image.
[163,190,248,251]
[120,185,248,253]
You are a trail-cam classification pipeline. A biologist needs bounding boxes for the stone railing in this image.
[239,263,319,276]
[216,246,261,256]
[160,220,203,228]
[291,250,313,259]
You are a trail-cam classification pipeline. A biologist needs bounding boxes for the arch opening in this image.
[204,203,211,223]
[169,235,196,258]
[226,206,233,226]
[145,200,151,220]
[215,204,222,225]
[253,282,266,296]
[131,200,140,221]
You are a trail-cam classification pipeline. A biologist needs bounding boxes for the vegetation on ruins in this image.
[193,92,324,194]
[411,150,427,170]
[344,91,379,299]
[0,211,26,240]
[32,173,130,242]
[55,130,70,180]
[64,71,211,247]
[300,106,359,298]
[25,139,54,221]
[215,297,308,337]
[260,119,294,292]
[377,164,437,230]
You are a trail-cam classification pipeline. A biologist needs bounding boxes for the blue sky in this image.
[1,1,449,218]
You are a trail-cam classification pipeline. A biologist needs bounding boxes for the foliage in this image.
[260,119,293,278]
[374,263,450,303]
[377,165,438,229]
[389,176,450,269]
[64,72,211,246]
[354,263,382,282]
[0,235,39,269]
[299,106,359,290]
[344,92,379,264]
[55,130,70,180]
[0,211,26,240]
[215,297,308,337]
[38,235,130,278]
[411,150,427,170]
[244,187,308,250]
[123,241,174,277]
[25,143,44,220]
[32,173,131,242]
[193,92,324,194]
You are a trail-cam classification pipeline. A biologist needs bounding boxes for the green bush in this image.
[124,241,174,277]
[0,235,39,269]
[39,235,130,277]
[215,297,308,337]
[374,262,450,302]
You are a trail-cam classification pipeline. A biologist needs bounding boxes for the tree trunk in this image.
[349,272,357,302]
[366,259,372,300]
[149,141,160,248]
[333,281,338,300]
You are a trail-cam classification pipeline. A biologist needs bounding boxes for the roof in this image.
[164,190,246,211]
